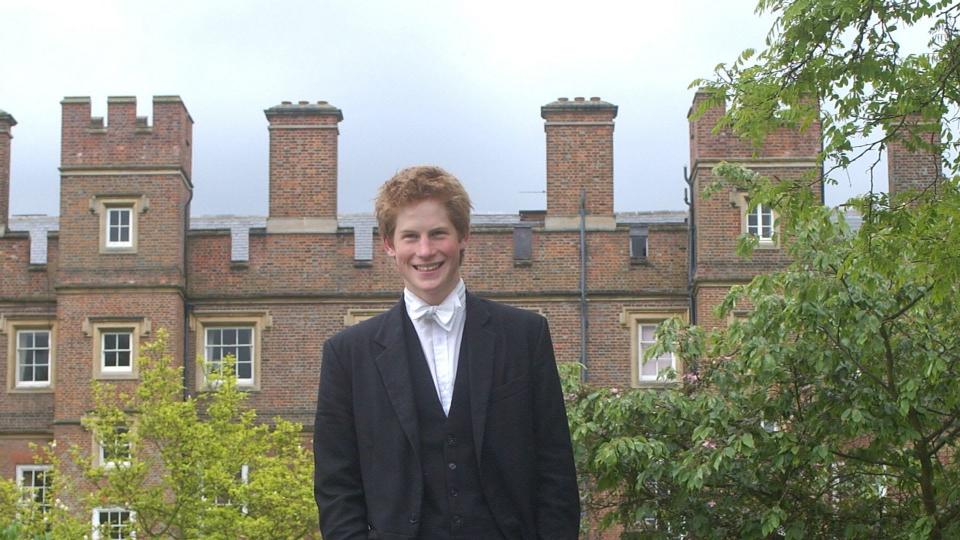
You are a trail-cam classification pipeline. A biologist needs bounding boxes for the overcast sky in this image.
[1,0,886,218]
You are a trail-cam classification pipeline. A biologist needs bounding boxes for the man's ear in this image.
[383,235,396,257]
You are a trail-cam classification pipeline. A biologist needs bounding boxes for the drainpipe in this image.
[579,188,588,382]
[183,187,194,400]
[684,166,697,325]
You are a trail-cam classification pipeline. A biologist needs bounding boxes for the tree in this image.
[566,1,960,539]
[0,330,319,539]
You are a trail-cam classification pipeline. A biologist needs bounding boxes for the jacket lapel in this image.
[372,299,420,459]
[464,292,496,466]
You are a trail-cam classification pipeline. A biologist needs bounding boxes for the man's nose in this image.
[416,236,433,256]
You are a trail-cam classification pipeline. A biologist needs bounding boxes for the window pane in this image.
[762,226,772,238]
[105,352,116,367]
[237,328,252,345]
[19,332,32,348]
[110,211,120,226]
[237,362,252,379]
[223,329,237,345]
[237,346,251,364]
[117,333,130,350]
[119,226,129,243]
[748,212,758,227]
[641,325,656,342]
[117,351,131,367]
[35,350,49,366]
[20,365,33,382]
[105,334,117,349]
[208,329,221,346]
[641,360,658,378]
[35,366,49,382]
[119,211,130,226]
[35,332,49,348]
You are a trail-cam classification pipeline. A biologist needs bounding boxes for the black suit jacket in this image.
[314,293,580,540]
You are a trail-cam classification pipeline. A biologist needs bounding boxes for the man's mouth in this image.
[413,262,443,272]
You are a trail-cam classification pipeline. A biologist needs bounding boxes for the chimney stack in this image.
[264,101,343,233]
[0,109,16,236]
[541,97,618,231]
[887,114,941,198]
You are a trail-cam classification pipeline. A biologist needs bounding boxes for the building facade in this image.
[1,92,877,521]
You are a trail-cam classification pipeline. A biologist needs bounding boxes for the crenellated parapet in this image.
[60,96,193,180]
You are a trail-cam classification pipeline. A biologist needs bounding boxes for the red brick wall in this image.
[887,117,941,196]
[60,97,192,175]
[265,102,341,219]
[187,226,688,298]
[542,98,617,216]
[0,235,57,300]
[54,291,184,422]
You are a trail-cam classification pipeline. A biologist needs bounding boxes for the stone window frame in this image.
[91,195,148,254]
[84,317,149,381]
[15,464,52,513]
[344,308,387,326]
[2,315,57,393]
[91,506,135,540]
[732,192,779,248]
[620,308,687,388]
[190,311,271,391]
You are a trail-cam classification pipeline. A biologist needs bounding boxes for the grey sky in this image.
[2,0,883,218]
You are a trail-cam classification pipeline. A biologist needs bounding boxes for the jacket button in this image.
[409,514,419,524]
[452,515,463,528]
[447,462,457,470]
[446,434,457,446]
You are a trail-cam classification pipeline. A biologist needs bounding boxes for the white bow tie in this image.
[410,299,460,332]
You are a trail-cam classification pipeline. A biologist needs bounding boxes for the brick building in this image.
[3,91,932,533]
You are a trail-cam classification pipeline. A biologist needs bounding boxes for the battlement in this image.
[688,91,821,167]
[60,96,194,179]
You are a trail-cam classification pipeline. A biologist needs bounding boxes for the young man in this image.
[314,166,579,539]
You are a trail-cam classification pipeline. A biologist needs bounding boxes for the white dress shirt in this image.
[404,279,467,416]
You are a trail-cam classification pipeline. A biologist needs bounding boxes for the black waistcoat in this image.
[402,314,503,539]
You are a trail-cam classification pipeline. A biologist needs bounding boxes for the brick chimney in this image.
[886,114,941,197]
[0,109,15,236]
[264,101,343,233]
[541,97,618,231]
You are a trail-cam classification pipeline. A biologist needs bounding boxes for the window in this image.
[513,225,533,265]
[620,308,687,387]
[191,311,271,390]
[630,225,648,260]
[16,329,51,388]
[16,465,52,514]
[97,425,132,469]
[105,207,133,248]
[92,507,134,539]
[101,331,133,374]
[746,203,774,242]
[86,319,146,380]
[638,323,676,382]
[205,327,254,385]
[3,317,56,392]
[93,196,145,253]
[214,464,250,511]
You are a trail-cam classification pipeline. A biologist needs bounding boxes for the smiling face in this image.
[384,198,468,306]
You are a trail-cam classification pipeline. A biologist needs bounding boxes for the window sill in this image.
[630,257,650,266]
[9,386,54,394]
[95,372,138,381]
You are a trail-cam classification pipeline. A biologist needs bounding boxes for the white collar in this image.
[404,280,466,332]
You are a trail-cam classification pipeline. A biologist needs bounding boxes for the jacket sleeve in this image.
[314,338,369,540]
[531,317,581,539]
